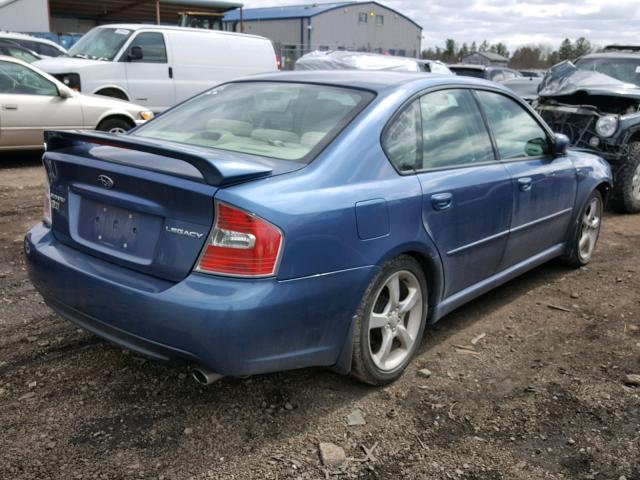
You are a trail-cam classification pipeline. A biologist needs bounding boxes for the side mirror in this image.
[58,85,73,98]
[127,46,143,62]
[553,133,570,156]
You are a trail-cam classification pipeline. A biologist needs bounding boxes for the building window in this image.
[358,12,368,23]
[375,15,384,25]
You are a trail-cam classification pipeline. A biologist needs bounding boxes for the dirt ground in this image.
[0,154,639,480]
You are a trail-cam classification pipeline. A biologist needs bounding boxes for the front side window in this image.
[476,90,550,159]
[382,100,421,171]
[126,32,167,63]
[420,89,494,169]
[133,82,374,162]
[0,62,57,95]
[68,27,132,61]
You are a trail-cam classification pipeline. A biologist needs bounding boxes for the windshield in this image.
[68,28,132,61]
[132,82,374,162]
[575,57,640,86]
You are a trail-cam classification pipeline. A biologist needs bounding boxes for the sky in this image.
[238,0,640,52]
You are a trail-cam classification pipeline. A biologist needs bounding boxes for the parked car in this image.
[0,56,153,150]
[536,48,640,213]
[0,32,67,57]
[0,40,41,63]
[295,50,452,74]
[25,72,611,386]
[518,69,545,78]
[33,24,279,112]
[449,64,522,82]
[502,76,542,104]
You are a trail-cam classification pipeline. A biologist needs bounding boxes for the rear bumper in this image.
[25,224,374,376]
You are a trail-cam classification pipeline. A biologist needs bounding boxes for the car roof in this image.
[0,32,65,50]
[233,70,502,94]
[92,23,268,41]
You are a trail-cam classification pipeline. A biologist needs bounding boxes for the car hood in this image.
[73,92,146,115]
[538,60,640,99]
[33,56,108,73]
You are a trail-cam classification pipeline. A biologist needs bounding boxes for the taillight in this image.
[43,182,52,227]
[195,202,283,277]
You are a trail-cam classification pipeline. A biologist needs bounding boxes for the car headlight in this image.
[138,110,154,121]
[54,73,81,91]
[595,115,618,138]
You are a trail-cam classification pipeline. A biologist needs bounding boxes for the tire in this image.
[97,118,133,135]
[611,142,640,214]
[351,255,427,386]
[561,190,603,268]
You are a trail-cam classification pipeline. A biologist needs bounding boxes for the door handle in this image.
[2,104,17,110]
[168,66,173,79]
[518,177,532,192]
[431,192,453,211]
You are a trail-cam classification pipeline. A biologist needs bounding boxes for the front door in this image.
[0,61,82,148]
[475,90,577,269]
[122,31,175,112]
[383,88,513,298]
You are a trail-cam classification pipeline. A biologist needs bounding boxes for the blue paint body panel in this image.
[25,71,613,377]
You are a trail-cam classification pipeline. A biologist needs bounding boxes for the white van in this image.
[33,25,278,112]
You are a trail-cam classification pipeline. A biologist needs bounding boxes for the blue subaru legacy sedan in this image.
[25,71,612,385]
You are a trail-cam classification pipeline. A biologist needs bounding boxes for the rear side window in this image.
[476,90,550,159]
[128,32,167,63]
[420,89,494,169]
[382,100,421,171]
[133,82,374,162]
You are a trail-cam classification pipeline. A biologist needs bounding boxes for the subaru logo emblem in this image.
[97,174,114,189]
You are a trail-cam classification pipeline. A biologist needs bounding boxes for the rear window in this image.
[132,82,374,162]
[451,68,487,79]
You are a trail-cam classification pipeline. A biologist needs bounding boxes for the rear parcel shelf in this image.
[44,130,274,187]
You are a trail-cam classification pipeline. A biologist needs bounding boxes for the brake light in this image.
[196,202,283,277]
[43,182,52,227]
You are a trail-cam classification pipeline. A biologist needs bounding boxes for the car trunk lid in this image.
[43,130,295,282]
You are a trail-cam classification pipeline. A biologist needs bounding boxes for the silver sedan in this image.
[0,56,153,151]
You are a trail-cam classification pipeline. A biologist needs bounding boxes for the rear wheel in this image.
[611,142,640,213]
[351,256,427,385]
[562,190,603,267]
[97,117,133,135]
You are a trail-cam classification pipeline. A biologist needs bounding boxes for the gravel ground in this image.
[1,155,639,480]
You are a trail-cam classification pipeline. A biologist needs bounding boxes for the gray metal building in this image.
[461,51,509,67]
[223,1,422,69]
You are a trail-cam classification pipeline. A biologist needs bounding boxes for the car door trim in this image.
[509,207,573,234]
[446,229,510,256]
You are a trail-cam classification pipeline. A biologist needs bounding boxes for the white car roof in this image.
[92,24,268,41]
[0,31,67,52]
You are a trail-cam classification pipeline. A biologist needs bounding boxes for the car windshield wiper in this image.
[72,53,89,59]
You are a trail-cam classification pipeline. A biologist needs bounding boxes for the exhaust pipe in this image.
[192,367,223,385]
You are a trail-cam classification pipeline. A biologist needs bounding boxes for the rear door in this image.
[0,60,82,148]
[121,31,175,112]
[384,89,513,297]
[475,90,577,269]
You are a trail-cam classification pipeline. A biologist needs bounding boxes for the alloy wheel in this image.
[632,163,640,201]
[368,270,423,372]
[578,196,602,261]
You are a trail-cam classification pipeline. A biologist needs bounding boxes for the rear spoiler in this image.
[44,130,273,187]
